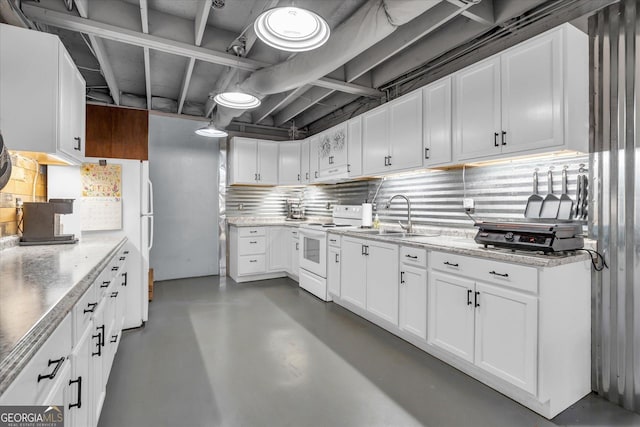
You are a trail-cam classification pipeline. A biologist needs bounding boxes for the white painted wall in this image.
[148,114,220,281]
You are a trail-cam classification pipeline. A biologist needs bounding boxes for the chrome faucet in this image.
[385,194,412,233]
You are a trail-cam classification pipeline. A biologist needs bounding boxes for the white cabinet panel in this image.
[308,135,320,182]
[389,90,423,171]
[366,242,399,325]
[268,227,290,272]
[327,246,341,297]
[453,57,502,161]
[238,255,267,275]
[423,77,452,166]
[300,140,311,184]
[69,327,92,426]
[289,230,299,278]
[428,271,475,363]
[59,48,86,159]
[347,116,362,177]
[230,138,258,184]
[257,140,279,184]
[501,31,562,155]
[238,236,266,255]
[362,107,390,175]
[340,237,367,309]
[278,141,301,185]
[399,264,427,341]
[474,282,537,394]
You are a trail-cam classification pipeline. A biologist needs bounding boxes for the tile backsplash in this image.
[0,152,47,237]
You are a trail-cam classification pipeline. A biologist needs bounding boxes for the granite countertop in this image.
[0,236,127,394]
[227,216,331,227]
[328,228,591,268]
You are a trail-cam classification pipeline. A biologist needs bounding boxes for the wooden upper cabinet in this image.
[86,104,148,160]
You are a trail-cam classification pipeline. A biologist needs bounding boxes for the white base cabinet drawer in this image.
[238,237,266,255]
[238,255,266,275]
[239,227,265,237]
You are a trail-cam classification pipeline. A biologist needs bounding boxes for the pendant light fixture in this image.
[195,121,228,138]
[254,6,330,52]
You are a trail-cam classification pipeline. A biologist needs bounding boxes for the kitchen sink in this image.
[352,230,441,239]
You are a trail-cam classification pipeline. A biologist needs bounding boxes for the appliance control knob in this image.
[504,232,515,241]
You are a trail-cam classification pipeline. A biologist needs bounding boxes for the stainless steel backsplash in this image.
[227,153,588,226]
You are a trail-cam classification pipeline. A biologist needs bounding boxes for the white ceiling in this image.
[4,0,593,136]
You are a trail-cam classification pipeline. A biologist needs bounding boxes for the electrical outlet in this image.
[463,198,475,211]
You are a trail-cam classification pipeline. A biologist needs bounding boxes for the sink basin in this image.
[352,230,440,239]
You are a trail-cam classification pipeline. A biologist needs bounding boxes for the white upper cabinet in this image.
[300,139,311,184]
[278,141,301,185]
[0,24,86,164]
[423,76,452,166]
[453,24,587,162]
[228,137,279,185]
[388,90,423,172]
[308,135,320,182]
[347,116,363,178]
[318,123,348,174]
[362,90,423,175]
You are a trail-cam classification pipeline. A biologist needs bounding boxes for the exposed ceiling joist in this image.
[295,92,360,129]
[176,0,211,115]
[274,86,336,126]
[73,0,120,105]
[446,0,495,26]
[139,0,151,109]
[254,86,310,124]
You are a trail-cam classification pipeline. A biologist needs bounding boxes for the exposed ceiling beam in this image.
[272,0,470,127]
[446,0,495,26]
[176,0,211,115]
[295,92,360,129]
[21,4,380,99]
[254,86,310,124]
[139,0,151,110]
[73,0,120,105]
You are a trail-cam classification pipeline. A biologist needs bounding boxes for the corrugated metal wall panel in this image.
[591,0,640,412]
[227,153,588,226]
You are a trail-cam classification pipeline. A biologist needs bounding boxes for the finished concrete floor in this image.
[98,276,640,427]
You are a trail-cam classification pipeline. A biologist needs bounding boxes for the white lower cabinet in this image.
[331,238,590,419]
[399,247,428,341]
[327,234,341,296]
[0,242,130,427]
[229,225,299,283]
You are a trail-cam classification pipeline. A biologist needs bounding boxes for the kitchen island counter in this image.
[0,236,127,394]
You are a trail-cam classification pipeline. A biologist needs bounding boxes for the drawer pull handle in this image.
[111,266,119,271]
[249,260,257,263]
[69,376,82,409]
[249,230,258,234]
[124,251,129,254]
[110,335,118,343]
[405,254,418,259]
[37,357,65,382]
[330,239,337,243]
[467,289,472,306]
[444,261,459,267]
[249,241,258,244]
[101,281,110,288]
[110,291,119,298]
[119,256,126,261]
[83,302,98,313]
[475,291,480,307]
[121,272,128,287]
[489,270,509,278]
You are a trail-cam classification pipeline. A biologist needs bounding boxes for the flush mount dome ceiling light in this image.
[254,6,330,52]
[213,91,261,109]
[195,121,228,138]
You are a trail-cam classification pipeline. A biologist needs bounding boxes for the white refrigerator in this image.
[48,159,152,328]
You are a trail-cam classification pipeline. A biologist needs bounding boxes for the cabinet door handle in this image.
[74,136,82,151]
[347,164,351,173]
[329,156,334,164]
[475,291,480,307]
[444,261,459,267]
[110,291,119,298]
[37,357,65,382]
[110,335,118,343]
[494,132,499,147]
[400,271,405,284]
[306,172,309,180]
[315,171,318,178]
[425,148,430,159]
[255,173,258,181]
[501,131,507,146]
[83,302,98,313]
[121,272,127,286]
[405,254,418,259]
[489,270,509,278]
[384,156,388,166]
[467,289,472,306]
[335,253,339,263]
[101,281,110,288]
[387,156,392,166]
[69,376,82,409]
[297,174,300,181]
[365,246,369,256]
[295,242,299,250]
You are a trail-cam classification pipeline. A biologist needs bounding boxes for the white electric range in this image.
[298,205,363,301]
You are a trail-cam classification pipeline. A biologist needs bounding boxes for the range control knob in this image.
[504,232,515,241]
